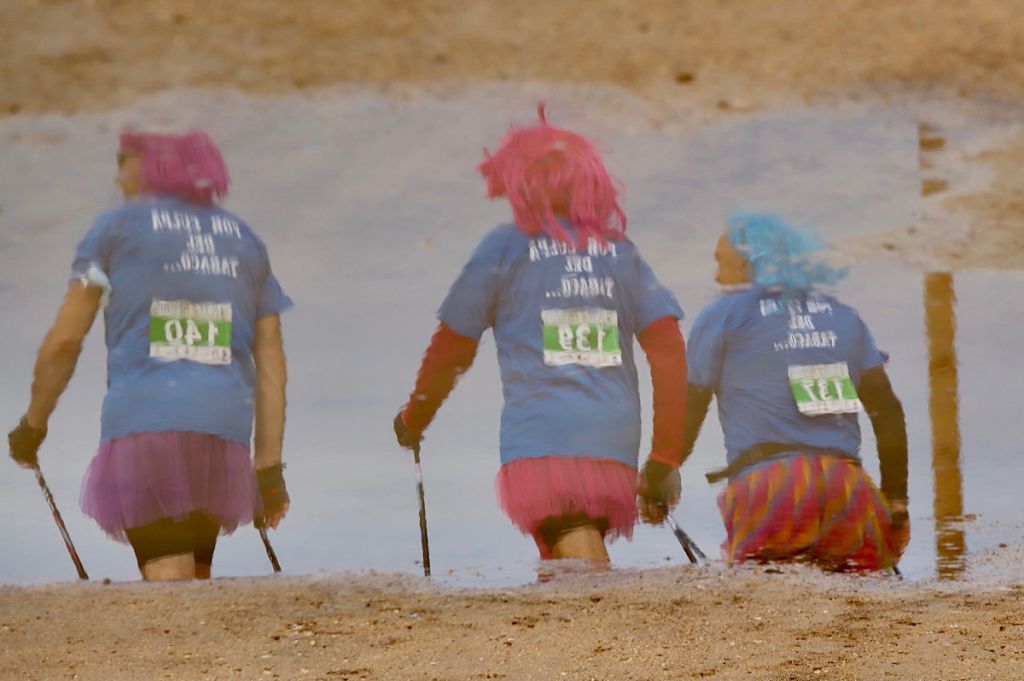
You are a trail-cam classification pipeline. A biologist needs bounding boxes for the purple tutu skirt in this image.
[80,431,260,542]
[495,455,638,557]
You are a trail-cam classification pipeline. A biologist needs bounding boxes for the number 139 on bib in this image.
[541,308,622,367]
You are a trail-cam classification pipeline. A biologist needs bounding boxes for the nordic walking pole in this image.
[31,464,88,580]
[666,514,706,565]
[412,441,431,577]
[256,522,282,573]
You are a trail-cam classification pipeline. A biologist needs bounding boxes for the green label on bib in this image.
[788,362,861,415]
[149,300,232,365]
[541,308,621,367]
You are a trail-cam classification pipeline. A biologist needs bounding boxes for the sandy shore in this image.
[4,0,1024,116]
[2,567,1023,681]
[3,2,1024,679]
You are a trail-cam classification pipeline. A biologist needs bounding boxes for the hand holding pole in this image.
[10,418,88,580]
[395,412,431,577]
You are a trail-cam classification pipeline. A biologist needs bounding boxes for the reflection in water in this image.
[920,179,950,197]
[916,123,946,152]
[917,122,949,197]
[6,93,1024,585]
[918,120,966,579]
[924,272,965,579]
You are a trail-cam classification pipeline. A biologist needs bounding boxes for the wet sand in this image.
[5,0,1024,115]
[3,1,1024,679]
[2,567,1023,681]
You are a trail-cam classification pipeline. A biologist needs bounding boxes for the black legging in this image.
[125,511,220,569]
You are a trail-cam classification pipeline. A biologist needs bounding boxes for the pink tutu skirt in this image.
[80,431,260,542]
[495,455,638,557]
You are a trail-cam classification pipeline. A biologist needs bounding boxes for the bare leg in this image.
[141,553,196,581]
[194,564,212,580]
[551,525,610,563]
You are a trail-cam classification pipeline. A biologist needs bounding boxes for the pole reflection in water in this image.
[924,272,965,579]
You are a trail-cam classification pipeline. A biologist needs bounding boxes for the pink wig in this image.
[119,130,229,204]
[478,105,627,244]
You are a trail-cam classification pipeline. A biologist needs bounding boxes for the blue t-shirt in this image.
[438,223,683,468]
[71,196,293,444]
[687,288,886,464]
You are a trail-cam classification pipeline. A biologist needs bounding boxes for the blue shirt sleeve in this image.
[628,247,684,331]
[436,227,509,339]
[686,298,730,389]
[254,238,294,319]
[69,209,120,286]
[852,314,886,376]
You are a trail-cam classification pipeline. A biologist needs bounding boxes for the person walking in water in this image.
[680,212,909,571]
[393,107,688,564]
[8,130,292,580]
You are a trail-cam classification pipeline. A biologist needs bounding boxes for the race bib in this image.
[541,308,622,367]
[149,300,232,365]
[788,362,861,415]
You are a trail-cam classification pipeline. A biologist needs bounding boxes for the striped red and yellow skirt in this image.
[717,452,906,571]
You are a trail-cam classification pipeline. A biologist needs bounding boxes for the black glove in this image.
[889,500,909,527]
[888,498,910,557]
[393,412,421,451]
[256,463,289,525]
[637,460,681,524]
[9,417,46,469]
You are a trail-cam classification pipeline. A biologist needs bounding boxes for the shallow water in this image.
[1,85,1022,587]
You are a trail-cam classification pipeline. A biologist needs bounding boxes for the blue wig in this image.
[727,211,846,296]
